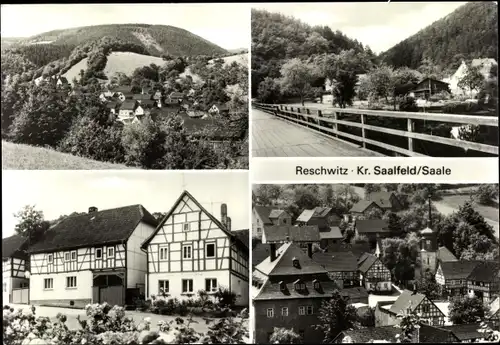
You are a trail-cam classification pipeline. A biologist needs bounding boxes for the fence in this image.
[253,103,499,157]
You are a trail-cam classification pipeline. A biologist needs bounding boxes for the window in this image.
[182,279,193,293]
[206,243,216,258]
[71,251,77,261]
[205,278,217,292]
[44,278,53,290]
[422,304,430,313]
[66,276,77,288]
[427,257,430,265]
[107,247,114,258]
[159,247,168,261]
[47,254,53,264]
[426,240,431,247]
[313,280,321,289]
[266,308,274,318]
[299,306,305,315]
[299,330,305,339]
[384,283,388,289]
[183,223,190,232]
[306,306,314,315]
[281,307,288,316]
[257,227,262,234]
[96,248,102,259]
[183,245,192,259]
[64,252,70,262]
[283,219,287,224]
[159,280,169,293]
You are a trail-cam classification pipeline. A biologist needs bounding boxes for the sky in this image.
[253,2,468,53]
[0,4,249,50]
[2,171,249,239]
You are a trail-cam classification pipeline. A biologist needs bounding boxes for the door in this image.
[99,286,123,306]
[11,288,29,304]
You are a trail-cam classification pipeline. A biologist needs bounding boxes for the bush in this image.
[399,97,418,112]
[441,101,482,114]
[214,288,237,308]
[476,184,499,205]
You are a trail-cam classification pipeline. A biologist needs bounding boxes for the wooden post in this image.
[333,111,338,138]
[317,110,323,133]
[361,114,366,148]
[407,118,414,153]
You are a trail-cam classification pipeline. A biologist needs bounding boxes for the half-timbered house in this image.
[2,235,30,304]
[141,191,249,307]
[252,206,292,240]
[358,253,392,293]
[312,251,359,288]
[435,261,481,297]
[27,205,158,308]
[466,261,500,304]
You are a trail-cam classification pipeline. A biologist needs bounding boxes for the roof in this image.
[254,242,327,277]
[419,324,460,343]
[232,229,249,251]
[114,86,133,93]
[263,225,320,243]
[57,76,68,83]
[349,200,381,213]
[253,206,275,224]
[467,261,500,283]
[437,246,458,262]
[312,251,358,272]
[420,227,434,235]
[336,326,400,343]
[366,191,397,209]
[106,101,118,109]
[490,297,500,318]
[2,234,28,259]
[168,92,183,99]
[268,209,286,219]
[252,242,272,267]
[133,94,152,100]
[389,290,436,315]
[28,205,158,254]
[296,209,315,223]
[357,253,379,273]
[296,207,333,223]
[355,219,390,234]
[319,226,342,240]
[253,276,338,301]
[438,324,484,341]
[141,190,245,251]
[333,242,371,259]
[120,100,137,110]
[141,99,156,107]
[439,261,481,280]
[415,77,450,87]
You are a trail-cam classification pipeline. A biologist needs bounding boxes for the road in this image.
[252,108,382,157]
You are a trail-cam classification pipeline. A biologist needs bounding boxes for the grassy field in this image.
[438,194,499,222]
[2,141,131,170]
[209,53,248,67]
[63,52,166,83]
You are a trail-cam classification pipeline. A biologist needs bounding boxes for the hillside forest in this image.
[1,28,248,169]
[253,183,499,287]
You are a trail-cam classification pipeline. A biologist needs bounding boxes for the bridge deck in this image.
[252,108,382,157]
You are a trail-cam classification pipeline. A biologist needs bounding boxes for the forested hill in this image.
[380,2,498,71]
[251,9,374,95]
[3,24,228,69]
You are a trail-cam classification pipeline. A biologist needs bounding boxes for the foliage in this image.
[278,58,319,105]
[364,65,394,101]
[394,310,421,343]
[380,2,497,70]
[381,235,419,285]
[200,309,248,344]
[415,269,441,300]
[458,64,486,97]
[356,307,375,328]
[315,290,357,343]
[475,184,499,205]
[14,206,50,243]
[268,327,301,344]
[256,77,282,103]
[213,288,237,309]
[364,184,381,194]
[449,296,489,324]
[398,97,418,112]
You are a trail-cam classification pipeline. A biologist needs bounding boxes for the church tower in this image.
[420,197,438,275]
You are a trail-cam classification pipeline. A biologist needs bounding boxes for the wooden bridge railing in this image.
[253,102,499,157]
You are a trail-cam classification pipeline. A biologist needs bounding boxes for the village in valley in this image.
[2,171,250,344]
[251,183,500,343]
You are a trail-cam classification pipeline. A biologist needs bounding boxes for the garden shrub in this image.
[399,97,418,112]
[442,101,482,114]
[214,288,237,308]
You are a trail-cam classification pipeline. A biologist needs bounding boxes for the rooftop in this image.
[263,225,320,243]
[312,251,358,272]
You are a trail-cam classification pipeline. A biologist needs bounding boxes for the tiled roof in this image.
[114,86,133,93]
[2,234,28,259]
[419,324,459,343]
[336,326,400,343]
[333,242,371,259]
[169,92,184,99]
[296,209,315,223]
[489,297,499,318]
[141,99,156,107]
[437,246,458,262]
[439,261,481,280]
[467,261,500,283]
[438,324,484,341]
[341,286,369,301]
[253,206,274,224]
[28,205,158,254]
[254,276,337,301]
[252,242,273,267]
[296,207,334,223]
[268,209,286,219]
[312,251,358,272]
[389,290,434,315]
[263,225,320,243]
[255,242,327,277]
[357,253,379,273]
[106,101,118,109]
[349,200,381,213]
[120,100,137,110]
[366,191,396,209]
[355,219,390,234]
[232,229,249,251]
[319,226,342,240]
[133,94,152,100]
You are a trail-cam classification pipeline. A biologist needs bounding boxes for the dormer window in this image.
[294,279,306,292]
[279,281,287,292]
[292,257,300,268]
[313,279,321,290]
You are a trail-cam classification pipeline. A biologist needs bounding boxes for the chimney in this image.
[88,206,98,214]
[269,243,277,262]
[307,243,313,258]
[221,203,227,227]
[226,217,231,231]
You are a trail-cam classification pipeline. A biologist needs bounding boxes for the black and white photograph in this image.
[1,4,249,170]
[2,171,250,344]
[251,2,498,158]
[251,183,499,343]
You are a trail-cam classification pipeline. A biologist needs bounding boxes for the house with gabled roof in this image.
[296,207,343,249]
[117,100,138,122]
[141,191,249,306]
[113,86,134,101]
[358,253,392,293]
[252,206,292,240]
[435,260,481,297]
[312,251,359,288]
[27,205,158,308]
[132,94,153,102]
[365,191,404,212]
[2,234,30,304]
[208,103,230,116]
[354,219,391,249]
[165,91,184,105]
[375,289,445,327]
[466,261,500,304]
[349,200,384,218]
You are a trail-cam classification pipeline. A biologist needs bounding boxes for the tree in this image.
[14,205,50,243]
[415,269,441,300]
[356,307,375,327]
[364,184,381,194]
[394,310,421,343]
[269,328,301,344]
[458,64,486,98]
[254,185,283,206]
[279,58,319,106]
[257,77,282,103]
[364,65,394,102]
[383,212,403,238]
[381,236,419,286]
[315,290,357,343]
[475,184,499,205]
[449,296,489,324]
